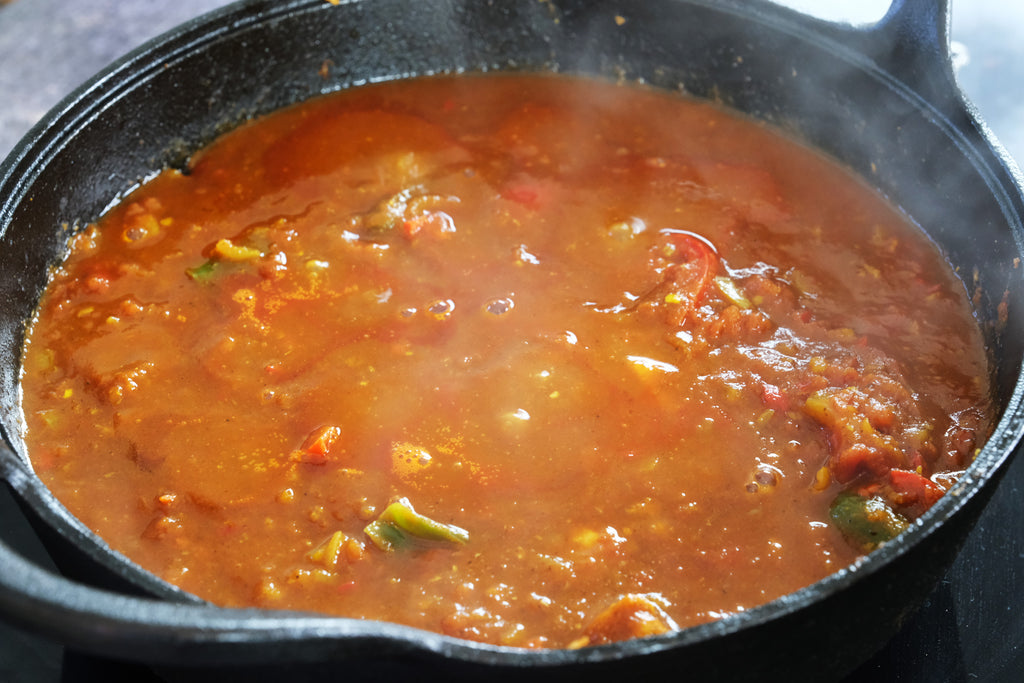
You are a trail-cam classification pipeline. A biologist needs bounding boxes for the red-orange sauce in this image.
[20,74,991,648]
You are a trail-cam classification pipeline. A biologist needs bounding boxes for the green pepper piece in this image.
[364,497,469,552]
[829,491,909,551]
[364,519,410,552]
[186,259,219,282]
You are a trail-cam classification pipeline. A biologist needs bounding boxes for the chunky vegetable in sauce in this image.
[20,74,992,648]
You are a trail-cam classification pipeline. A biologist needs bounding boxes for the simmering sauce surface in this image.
[21,74,991,648]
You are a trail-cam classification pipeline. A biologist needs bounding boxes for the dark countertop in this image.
[1,1,1021,681]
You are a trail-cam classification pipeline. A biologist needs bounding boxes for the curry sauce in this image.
[20,74,992,648]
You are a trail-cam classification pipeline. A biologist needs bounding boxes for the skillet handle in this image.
[0,449,442,665]
[0,530,449,667]
[0,508,410,666]
[869,0,957,108]
[0,528,192,661]
[0,454,203,660]
[809,0,961,114]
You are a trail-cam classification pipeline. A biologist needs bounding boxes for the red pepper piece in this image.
[291,425,343,465]
[887,468,944,517]
[659,230,718,325]
[760,382,788,412]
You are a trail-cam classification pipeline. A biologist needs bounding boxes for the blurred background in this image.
[1,0,1022,165]
[1,1,1021,681]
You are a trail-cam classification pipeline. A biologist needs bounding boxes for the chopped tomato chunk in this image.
[569,594,678,648]
[501,176,557,210]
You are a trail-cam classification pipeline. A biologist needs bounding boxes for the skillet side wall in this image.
[0,0,1021,679]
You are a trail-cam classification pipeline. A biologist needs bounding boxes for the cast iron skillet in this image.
[1,0,1022,680]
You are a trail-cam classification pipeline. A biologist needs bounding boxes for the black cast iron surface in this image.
[0,1,1021,681]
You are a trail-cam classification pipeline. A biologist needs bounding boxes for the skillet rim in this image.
[0,0,1022,671]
